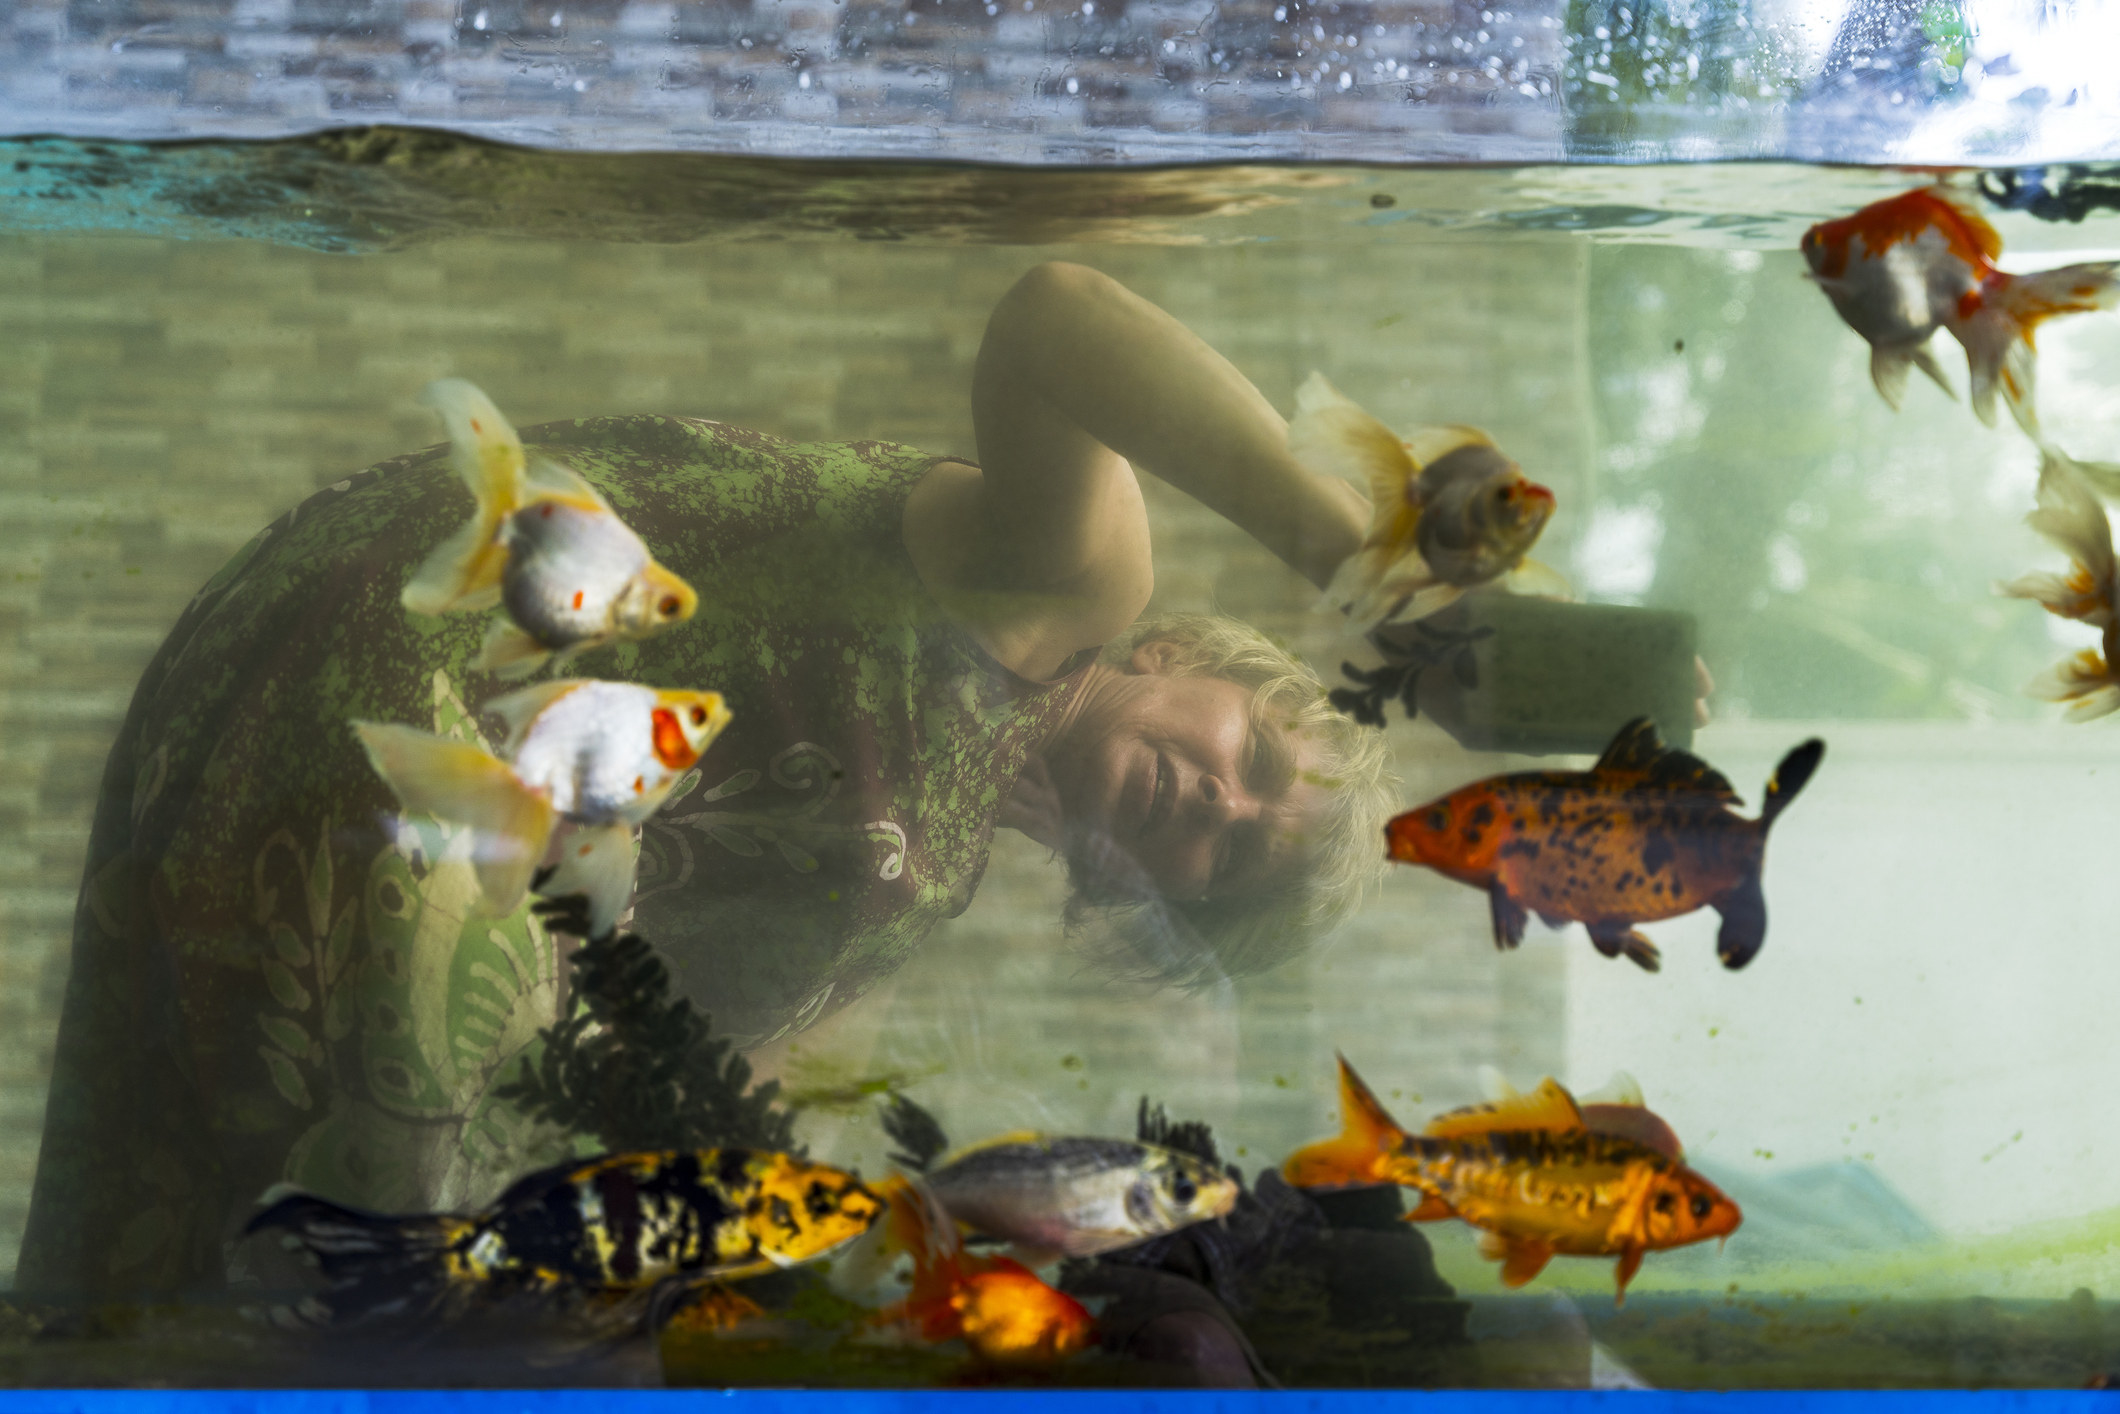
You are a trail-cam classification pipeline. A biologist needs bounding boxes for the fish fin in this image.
[1582,1102,1685,1162]
[523,456,615,512]
[2025,651,2120,720]
[2045,449,2120,503]
[483,679,591,756]
[1489,883,1527,951]
[1376,579,1465,629]
[1401,1194,1457,1223]
[2017,449,2119,605]
[1910,342,1958,400]
[1578,1072,1645,1109]
[244,1190,482,1325]
[1614,1245,1645,1305]
[1868,344,1917,411]
[1499,557,1573,601]
[1965,261,2120,437]
[1476,1065,1521,1102]
[537,821,639,938]
[1591,716,1741,802]
[1495,1238,1555,1289]
[1399,423,1498,468]
[1587,923,1660,973]
[472,619,556,682]
[1281,1054,1407,1190]
[1425,1077,1584,1141]
[1760,738,1826,827]
[1290,373,1422,522]
[403,379,526,617]
[1475,1230,1510,1262]
[351,721,553,914]
[1927,186,2006,262]
[935,1131,1050,1168]
[1713,871,1767,972]
[1325,546,1426,634]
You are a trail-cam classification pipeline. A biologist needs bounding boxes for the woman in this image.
[18,262,1397,1297]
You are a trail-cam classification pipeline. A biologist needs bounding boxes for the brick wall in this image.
[0,220,1586,1276]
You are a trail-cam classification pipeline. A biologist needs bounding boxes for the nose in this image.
[1194,771,1259,825]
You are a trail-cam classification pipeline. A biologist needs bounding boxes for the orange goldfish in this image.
[355,678,731,934]
[1283,1056,1740,1303]
[875,1179,1097,1367]
[405,379,700,680]
[1801,187,2120,438]
[1386,717,1824,972]
[2000,449,2120,722]
[1289,372,1567,633]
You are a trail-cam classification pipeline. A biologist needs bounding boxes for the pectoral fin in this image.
[1614,1245,1645,1305]
[1491,1237,1554,1289]
[473,619,556,682]
[1401,1194,1456,1223]
[1489,884,1527,951]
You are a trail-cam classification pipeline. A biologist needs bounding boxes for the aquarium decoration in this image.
[497,895,798,1156]
[879,1093,951,1175]
[1329,619,1493,730]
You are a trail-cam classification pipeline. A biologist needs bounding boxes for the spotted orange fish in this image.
[1283,1056,1740,1302]
[1386,717,1824,972]
[1801,186,2120,438]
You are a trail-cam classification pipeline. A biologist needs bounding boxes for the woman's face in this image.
[1044,642,1333,903]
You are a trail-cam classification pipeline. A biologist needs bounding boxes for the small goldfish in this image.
[922,1133,1239,1260]
[1289,372,1567,633]
[874,1179,1096,1366]
[247,1148,882,1330]
[354,678,731,935]
[2000,449,2120,722]
[403,379,700,680]
[1386,717,1824,972]
[1282,1056,1740,1302]
[1801,187,2120,438]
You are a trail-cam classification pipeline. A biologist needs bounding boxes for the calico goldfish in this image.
[922,1133,1239,1260]
[1282,1056,1739,1302]
[873,1179,1096,1366]
[1289,372,1567,633]
[2000,448,2120,722]
[247,1148,882,1331]
[1386,717,1824,972]
[354,678,731,935]
[1801,186,2120,438]
[403,379,700,680]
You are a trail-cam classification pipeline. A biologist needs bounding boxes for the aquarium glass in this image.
[5,102,2120,1387]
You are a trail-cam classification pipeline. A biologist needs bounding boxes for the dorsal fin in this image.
[1582,1103,1684,1162]
[1424,1077,1584,1140]
[1590,717,1740,803]
[483,679,591,756]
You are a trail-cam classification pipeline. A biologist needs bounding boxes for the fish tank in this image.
[3,0,2120,1391]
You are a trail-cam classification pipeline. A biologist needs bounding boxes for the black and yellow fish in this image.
[247,1148,882,1333]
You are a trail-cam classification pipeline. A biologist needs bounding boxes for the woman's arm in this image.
[906,262,1368,678]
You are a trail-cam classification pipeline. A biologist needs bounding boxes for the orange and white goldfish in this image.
[1801,187,2120,438]
[873,1179,1097,1367]
[354,678,731,934]
[248,1147,882,1330]
[1386,717,1824,972]
[2000,449,2120,722]
[1282,1056,1740,1303]
[1289,373,1567,633]
[403,379,700,680]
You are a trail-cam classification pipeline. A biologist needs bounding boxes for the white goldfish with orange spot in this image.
[1800,186,2120,439]
[404,379,699,680]
[354,679,731,935]
[1289,373,1567,634]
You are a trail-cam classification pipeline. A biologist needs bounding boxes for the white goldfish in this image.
[1999,450,2120,723]
[354,679,732,934]
[1800,186,2120,439]
[1289,373,1566,634]
[403,379,699,680]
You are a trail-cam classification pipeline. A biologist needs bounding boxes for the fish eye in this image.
[1691,1194,1714,1220]
[1171,1174,1196,1205]
[690,706,707,726]
[1653,1192,1676,1215]
[659,595,682,617]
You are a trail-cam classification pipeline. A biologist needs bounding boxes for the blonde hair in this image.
[1064,612,1400,986]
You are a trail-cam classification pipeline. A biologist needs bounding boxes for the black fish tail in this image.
[1761,739,1825,829]
[246,1192,480,1324]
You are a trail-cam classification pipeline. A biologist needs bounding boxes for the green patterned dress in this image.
[18,415,1089,1297]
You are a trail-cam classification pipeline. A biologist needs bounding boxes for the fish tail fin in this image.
[245,1190,482,1325]
[352,721,556,915]
[1760,738,1825,830]
[869,1177,969,1339]
[2025,648,2120,721]
[536,821,639,938]
[472,619,556,681]
[1281,1054,1408,1190]
[1966,262,2120,436]
[1293,373,1428,630]
[402,379,527,617]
